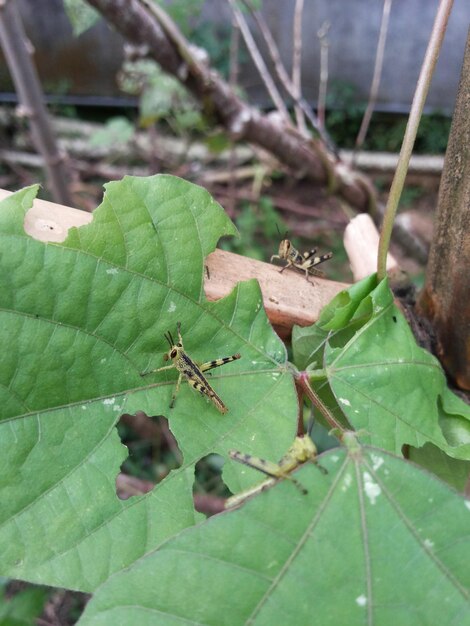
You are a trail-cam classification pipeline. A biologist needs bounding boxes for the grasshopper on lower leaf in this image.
[271,231,333,282]
[141,322,241,414]
[226,433,327,508]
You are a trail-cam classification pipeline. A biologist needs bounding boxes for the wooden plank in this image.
[0,188,349,337]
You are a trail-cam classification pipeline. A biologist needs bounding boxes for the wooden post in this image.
[417,30,470,389]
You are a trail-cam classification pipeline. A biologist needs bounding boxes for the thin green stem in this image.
[377,0,454,280]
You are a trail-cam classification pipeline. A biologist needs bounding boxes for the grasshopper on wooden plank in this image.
[271,228,333,281]
[141,322,241,414]
[226,433,327,508]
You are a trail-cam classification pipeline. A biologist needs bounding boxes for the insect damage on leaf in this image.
[141,321,241,414]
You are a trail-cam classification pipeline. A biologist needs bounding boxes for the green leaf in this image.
[409,444,470,492]
[63,0,100,37]
[78,443,470,626]
[0,176,297,592]
[88,117,135,148]
[292,276,470,460]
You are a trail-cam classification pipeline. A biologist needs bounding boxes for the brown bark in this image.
[418,30,470,389]
[84,0,375,213]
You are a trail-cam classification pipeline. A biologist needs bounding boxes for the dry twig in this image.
[353,0,392,162]
[0,0,72,204]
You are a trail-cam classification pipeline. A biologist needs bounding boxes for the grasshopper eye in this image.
[170,349,177,358]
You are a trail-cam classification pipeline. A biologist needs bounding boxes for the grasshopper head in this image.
[278,238,291,259]
[163,331,183,361]
[290,435,318,463]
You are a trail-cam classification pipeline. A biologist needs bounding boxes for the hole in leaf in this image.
[116,412,182,500]
[193,453,229,516]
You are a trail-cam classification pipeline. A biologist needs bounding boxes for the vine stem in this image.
[294,370,345,434]
[377,0,454,280]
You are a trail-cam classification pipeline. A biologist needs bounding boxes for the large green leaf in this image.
[78,441,470,626]
[0,177,297,592]
[292,276,470,460]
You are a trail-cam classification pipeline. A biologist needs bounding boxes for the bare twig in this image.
[353,0,392,162]
[0,0,73,205]
[227,0,290,121]
[227,16,241,215]
[377,0,454,279]
[240,0,338,153]
[292,0,307,134]
[316,21,331,133]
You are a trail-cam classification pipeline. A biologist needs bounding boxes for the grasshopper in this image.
[271,228,333,281]
[141,322,241,414]
[226,433,326,508]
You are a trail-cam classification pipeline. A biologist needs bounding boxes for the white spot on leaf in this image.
[424,538,434,549]
[465,501,470,511]
[341,473,352,492]
[106,268,119,275]
[371,454,384,471]
[356,595,367,607]
[167,302,176,313]
[339,398,351,407]
[363,472,381,505]
[103,398,115,405]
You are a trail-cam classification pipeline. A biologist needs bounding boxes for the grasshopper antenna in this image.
[164,331,174,348]
[275,223,289,240]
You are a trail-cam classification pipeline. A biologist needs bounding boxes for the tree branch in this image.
[84,0,374,213]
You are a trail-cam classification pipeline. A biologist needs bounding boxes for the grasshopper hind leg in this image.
[169,373,183,409]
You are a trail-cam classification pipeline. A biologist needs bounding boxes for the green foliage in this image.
[326,81,451,154]
[0,582,48,626]
[63,0,100,37]
[2,178,469,624]
[292,275,470,466]
[88,117,135,148]
[220,195,287,261]
[118,60,205,133]
[398,185,425,208]
[0,177,296,592]
[156,0,205,36]
[79,442,470,626]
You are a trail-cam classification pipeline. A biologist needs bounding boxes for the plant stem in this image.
[294,370,345,434]
[377,0,454,280]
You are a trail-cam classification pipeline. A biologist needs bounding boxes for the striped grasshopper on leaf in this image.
[141,322,241,414]
[271,227,333,282]
[226,433,327,508]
